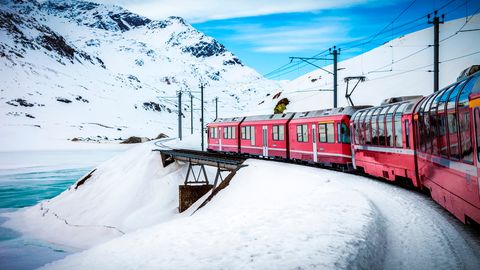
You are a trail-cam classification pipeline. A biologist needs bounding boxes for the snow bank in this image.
[40,160,386,270]
[2,140,188,249]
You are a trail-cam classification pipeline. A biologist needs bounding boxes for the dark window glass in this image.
[319,124,327,143]
[394,103,407,148]
[273,125,279,141]
[297,124,308,142]
[371,108,380,145]
[378,107,389,146]
[423,93,440,153]
[405,120,410,149]
[365,110,374,145]
[338,121,351,143]
[355,111,364,144]
[458,80,473,163]
[437,86,454,156]
[447,81,466,159]
[385,105,397,147]
[327,123,335,143]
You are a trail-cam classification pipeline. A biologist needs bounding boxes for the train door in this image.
[262,125,268,156]
[218,127,222,151]
[312,124,318,162]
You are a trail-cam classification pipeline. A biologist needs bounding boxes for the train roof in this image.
[242,112,295,122]
[211,116,245,124]
[291,106,371,120]
[352,96,423,119]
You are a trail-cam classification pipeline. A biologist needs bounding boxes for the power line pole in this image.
[428,11,444,93]
[178,90,182,140]
[190,92,193,135]
[215,97,218,120]
[200,83,205,151]
[329,46,340,108]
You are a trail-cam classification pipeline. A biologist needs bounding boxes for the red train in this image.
[207,66,480,226]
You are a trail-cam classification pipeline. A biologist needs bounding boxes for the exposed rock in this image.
[56,97,72,103]
[121,136,150,144]
[153,133,168,140]
[182,40,226,58]
[6,98,34,107]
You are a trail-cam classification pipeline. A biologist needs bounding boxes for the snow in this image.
[0,0,279,151]
[2,136,209,249]
[35,159,480,270]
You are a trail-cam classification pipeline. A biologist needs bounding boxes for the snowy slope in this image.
[0,0,279,151]
[25,155,480,270]
[253,14,480,113]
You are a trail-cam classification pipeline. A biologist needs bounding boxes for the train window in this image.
[385,105,397,147]
[447,81,466,159]
[361,110,370,145]
[250,126,256,145]
[430,93,444,155]
[223,127,236,139]
[241,126,246,140]
[378,107,389,146]
[338,122,351,144]
[354,111,364,144]
[326,123,335,143]
[461,75,480,96]
[371,108,380,145]
[424,92,439,154]
[394,103,407,148]
[365,110,374,145]
[319,124,327,143]
[272,125,285,141]
[297,124,308,142]
[405,120,410,149]
[436,87,453,157]
[232,127,236,139]
[458,80,473,163]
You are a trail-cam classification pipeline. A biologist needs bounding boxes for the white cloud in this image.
[91,0,371,22]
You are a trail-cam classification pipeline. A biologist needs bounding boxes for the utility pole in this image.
[288,56,335,107]
[200,83,205,151]
[428,11,444,93]
[178,91,182,140]
[190,92,193,135]
[215,97,218,120]
[329,46,340,108]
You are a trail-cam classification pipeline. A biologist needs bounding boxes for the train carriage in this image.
[239,113,295,158]
[207,117,245,153]
[288,107,367,168]
[414,70,480,224]
[351,97,421,187]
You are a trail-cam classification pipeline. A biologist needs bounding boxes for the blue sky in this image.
[98,0,480,80]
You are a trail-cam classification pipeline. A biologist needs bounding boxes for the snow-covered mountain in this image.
[0,0,279,150]
[253,14,480,113]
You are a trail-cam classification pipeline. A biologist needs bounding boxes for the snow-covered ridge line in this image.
[0,0,280,151]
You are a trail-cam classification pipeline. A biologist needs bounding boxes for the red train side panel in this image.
[207,117,244,153]
[239,113,294,159]
[414,72,480,224]
[289,107,367,167]
[351,98,421,187]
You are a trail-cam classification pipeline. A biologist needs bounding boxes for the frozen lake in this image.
[0,148,127,270]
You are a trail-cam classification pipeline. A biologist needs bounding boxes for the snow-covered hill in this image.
[0,0,279,151]
[253,14,480,113]
[5,139,480,269]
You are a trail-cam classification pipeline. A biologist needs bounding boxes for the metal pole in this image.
[429,11,444,93]
[178,91,182,140]
[190,93,193,135]
[200,83,204,151]
[215,97,218,120]
[330,46,340,108]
